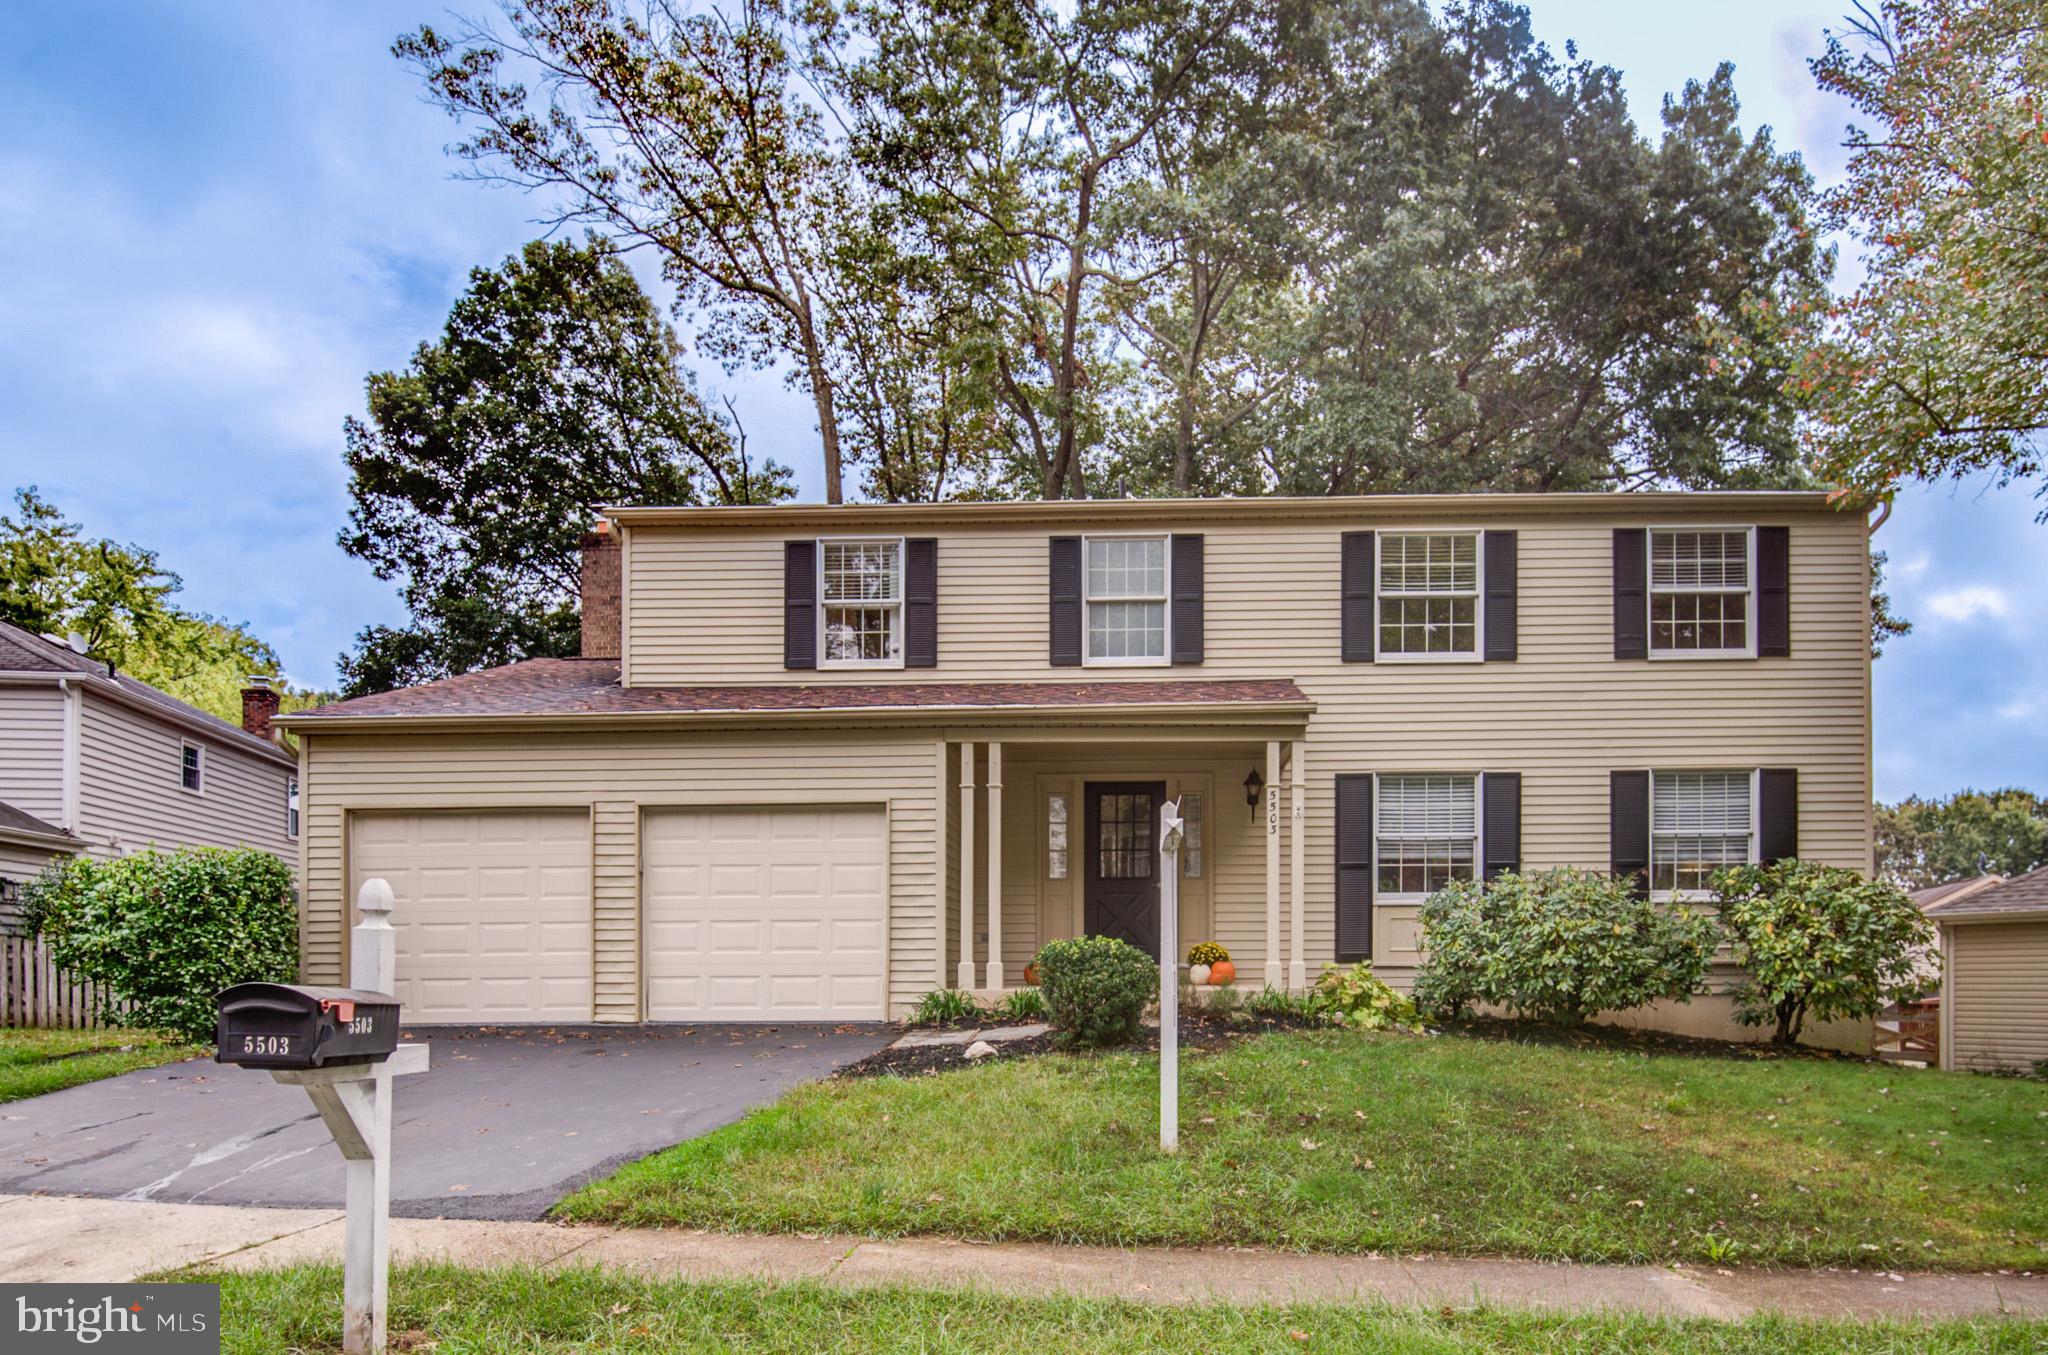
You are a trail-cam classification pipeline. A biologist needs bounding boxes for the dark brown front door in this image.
[1084,782,1166,958]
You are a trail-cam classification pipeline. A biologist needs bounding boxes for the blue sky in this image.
[2,1,2042,801]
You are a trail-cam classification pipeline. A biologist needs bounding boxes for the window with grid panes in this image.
[820,540,903,665]
[1651,770,1754,893]
[1378,533,1478,656]
[1650,529,1752,654]
[1374,774,1477,897]
[1085,536,1168,662]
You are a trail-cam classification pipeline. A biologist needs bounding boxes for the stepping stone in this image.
[978,1024,1049,1043]
[963,1041,998,1060]
[891,1028,980,1049]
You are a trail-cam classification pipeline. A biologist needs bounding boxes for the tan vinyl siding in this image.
[0,684,67,825]
[627,510,1872,981]
[299,727,939,1018]
[75,691,295,862]
[1945,920,2048,1073]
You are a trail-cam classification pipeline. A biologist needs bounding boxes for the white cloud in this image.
[1924,586,2013,624]
[1997,697,2041,722]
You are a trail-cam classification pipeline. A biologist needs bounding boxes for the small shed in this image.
[1930,866,2048,1073]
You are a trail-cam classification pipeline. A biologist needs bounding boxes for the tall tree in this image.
[0,487,331,721]
[398,0,857,502]
[1876,787,2048,888]
[1803,0,2048,512]
[339,236,789,696]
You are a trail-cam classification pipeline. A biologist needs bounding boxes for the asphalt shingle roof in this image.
[1925,865,2048,918]
[0,800,76,843]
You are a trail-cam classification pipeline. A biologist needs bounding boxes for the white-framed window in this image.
[819,538,904,668]
[286,776,300,839]
[1084,534,1169,665]
[1181,791,1203,879]
[1374,773,1478,900]
[1047,791,1069,880]
[1377,531,1480,659]
[1651,769,1756,896]
[179,742,203,794]
[1649,527,1754,657]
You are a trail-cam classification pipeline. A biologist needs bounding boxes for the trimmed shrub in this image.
[1711,859,1931,1044]
[1307,962,1419,1031]
[1414,867,1718,1025]
[26,847,298,1041]
[909,988,979,1027]
[1031,936,1156,1048]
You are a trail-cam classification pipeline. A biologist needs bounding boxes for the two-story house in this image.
[0,621,301,929]
[278,492,1874,1045]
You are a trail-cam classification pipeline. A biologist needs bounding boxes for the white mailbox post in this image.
[1158,798,1183,1154]
[270,879,429,1355]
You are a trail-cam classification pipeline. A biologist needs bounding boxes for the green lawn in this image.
[0,1026,202,1102]
[560,1028,2048,1270]
[201,1264,2044,1354]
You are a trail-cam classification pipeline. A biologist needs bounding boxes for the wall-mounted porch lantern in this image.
[1243,767,1264,819]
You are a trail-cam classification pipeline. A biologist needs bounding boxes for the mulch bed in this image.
[834,1007,1326,1080]
[1435,1015,1873,1063]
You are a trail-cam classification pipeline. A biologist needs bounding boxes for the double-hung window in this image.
[1378,532,1479,658]
[1650,528,1753,656]
[1374,774,1478,899]
[1651,770,1754,895]
[819,539,903,667]
[1084,535,1168,664]
[180,742,203,793]
[286,776,300,839]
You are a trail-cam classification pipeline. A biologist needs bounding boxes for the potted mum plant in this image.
[1187,941,1234,985]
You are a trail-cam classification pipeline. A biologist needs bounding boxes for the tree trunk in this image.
[804,340,845,505]
[1772,996,1805,1045]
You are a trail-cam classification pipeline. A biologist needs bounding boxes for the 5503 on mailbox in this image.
[215,983,401,1070]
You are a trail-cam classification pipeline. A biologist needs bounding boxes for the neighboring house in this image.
[279,492,1875,1042]
[1931,867,2048,1073]
[0,620,300,931]
[1907,875,2004,989]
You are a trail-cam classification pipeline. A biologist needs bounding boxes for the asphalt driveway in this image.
[0,1024,890,1220]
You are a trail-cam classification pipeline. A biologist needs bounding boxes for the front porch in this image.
[937,730,1317,998]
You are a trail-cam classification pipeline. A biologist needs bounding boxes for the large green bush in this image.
[1307,962,1418,1031]
[1031,936,1156,1048]
[1413,867,1718,1025]
[25,848,299,1041]
[1711,859,1930,1044]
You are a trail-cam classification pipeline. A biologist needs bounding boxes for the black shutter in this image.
[1757,526,1790,657]
[1483,531,1518,661]
[1340,531,1375,662]
[1049,536,1082,667]
[1758,768,1798,863]
[905,538,938,668]
[784,540,817,670]
[1170,533,1204,664]
[1610,769,1650,898]
[1613,528,1647,660]
[1336,774,1374,960]
[1482,773,1521,880]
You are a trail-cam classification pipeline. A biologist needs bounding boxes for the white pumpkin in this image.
[1188,962,1212,986]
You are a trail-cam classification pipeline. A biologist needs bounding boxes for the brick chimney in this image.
[241,676,282,741]
[580,521,622,660]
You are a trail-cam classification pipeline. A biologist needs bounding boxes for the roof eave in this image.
[1933,905,2048,924]
[276,698,1316,734]
[0,824,81,853]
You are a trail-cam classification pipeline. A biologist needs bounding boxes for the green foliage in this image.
[1242,986,1310,1020]
[1186,942,1230,967]
[0,488,329,722]
[1712,860,1931,1045]
[338,236,793,695]
[25,849,299,1042]
[1031,937,1157,1049]
[1414,868,1719,1026]
[1875,787,2048,889]
[1803,0,2048,511]
[908,988,979,1028]
[994,987,1048,1023]
[1306,963,1419,1031]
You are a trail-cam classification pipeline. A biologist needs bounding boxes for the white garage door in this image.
[349,811,592,1023]
[643,806,887,1021]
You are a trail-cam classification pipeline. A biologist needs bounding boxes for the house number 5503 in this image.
[1267,786,1279,835]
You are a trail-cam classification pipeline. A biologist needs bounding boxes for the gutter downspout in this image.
[58,676,81,832]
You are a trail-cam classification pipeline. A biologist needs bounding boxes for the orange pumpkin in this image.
[1208,960,1236,985]
[1023,962,1040,986]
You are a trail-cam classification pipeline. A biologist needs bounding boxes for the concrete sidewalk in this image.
[2,1193,2041,1322]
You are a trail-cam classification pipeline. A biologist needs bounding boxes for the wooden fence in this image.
[1,933,126,1030]
[1874,998,1939,1067]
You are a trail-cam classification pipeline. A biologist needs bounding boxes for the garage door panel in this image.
[350,811,593,1024]
[644,807,885,1022]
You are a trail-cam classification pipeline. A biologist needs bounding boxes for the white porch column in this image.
[934,739,950,992]
[1264,739,1282,990]
[985,742,1004,990]
[1289,739,1307,992]
[958,742,977,992]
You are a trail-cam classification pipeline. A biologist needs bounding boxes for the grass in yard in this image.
[0,1026,202,1102]
[199,1264,2045,1354]
[559,1028,2048,1270]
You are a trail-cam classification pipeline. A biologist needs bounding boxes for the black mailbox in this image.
[216,983,401,1070]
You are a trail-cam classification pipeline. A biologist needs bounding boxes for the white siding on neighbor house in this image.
[1946,920,2048,1073]
[626,510,1873,983]
[0,684,68,827]
[300,727,939,1021]
[75,690,295,862]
